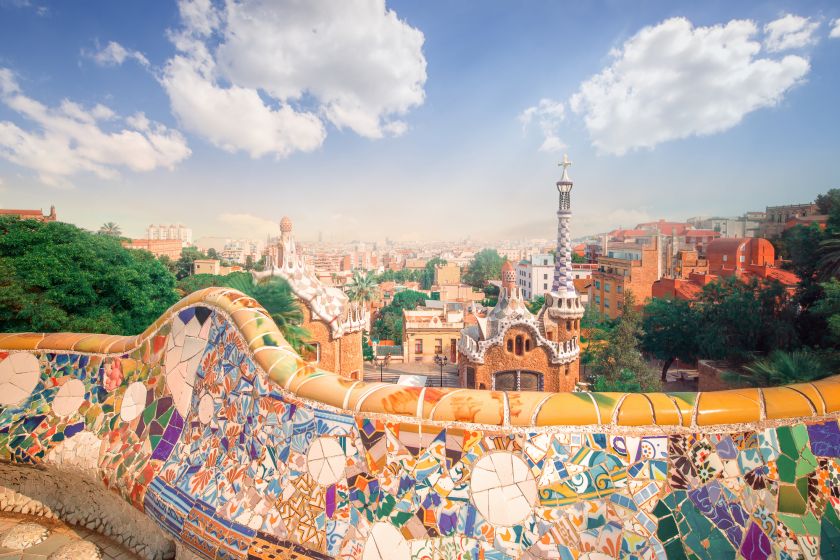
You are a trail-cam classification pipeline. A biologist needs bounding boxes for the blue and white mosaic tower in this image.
[552,154,577,295]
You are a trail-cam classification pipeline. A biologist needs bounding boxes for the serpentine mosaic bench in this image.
[1,288,839,559]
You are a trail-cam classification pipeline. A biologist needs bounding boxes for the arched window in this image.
[566,320,572,331]
[506,339,513,352]
[515,335,524,356]
[525,339,531,351]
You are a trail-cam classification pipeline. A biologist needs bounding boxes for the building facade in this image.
[458,157,583,392]
[0,206,57,222]
[146,224,192,246]
[760,203,819,239]
[254,217,367,379]
[402,304,465,364]
[123,238,183,260]
[434,262,461,285]
[516,253,554,301]
[591,238,661,320]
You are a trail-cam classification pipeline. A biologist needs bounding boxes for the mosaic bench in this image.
[1,288,839,559]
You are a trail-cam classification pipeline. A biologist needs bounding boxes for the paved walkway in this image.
[363,362,460,388]
[0,513,141,559]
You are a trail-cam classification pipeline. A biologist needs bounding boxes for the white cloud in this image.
[519,98,566,152]
[830,19,840,39]
[569,17,810,155]
[86,41,150,67]
[764,14,820,52]
[161,0,427,158]
[218,213,278,237]
[0,68,191,187]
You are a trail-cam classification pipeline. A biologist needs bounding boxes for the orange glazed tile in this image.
[252,347,295,377]
[785,382,828,415]
[104,336,139,354]
[590,392,623,423]
[762,386,817,420]
[645,392,690,426]
[534,393,599,425]
[812,376,840,413]
[266,354,307,388]
[35,333,89,351]
[695,389,762,425]
[345,381,391,411]
[507,391,552,426]
[0,333,45,350]
[286,366,325,393]
[429,390,505,425]
[615,393,656,426]
[357,385,423,417]
[294,375,358,410]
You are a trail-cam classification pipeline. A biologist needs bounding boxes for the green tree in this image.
[816,188,840,216]
[175,246,208,280]
[572,253,587,264]
[723,350,832,387]
[390,290,429,311]
[463,249,504,288]
[421,257,447,290]
[0,217,178,335]
[818,237,840,280]
[590,292,658,391]
[362,333,375,362]
[98,221,122,237]
[811,279,840,346]
[370,289,428,345]
[176,274,229,295]
[346,270,378,304]
[223,273,312,354]
[592,369,643,392]
[641,297,699,381]
[206,248,219,259]
[526,295,545,314]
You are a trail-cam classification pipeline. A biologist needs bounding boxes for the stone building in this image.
[591,238,662,320]
[458,156,583,392]
[402,303,464,364]
[254,217,367,379]
[0,205,57,222]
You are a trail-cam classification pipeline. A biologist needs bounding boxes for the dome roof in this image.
[280,216,293,233]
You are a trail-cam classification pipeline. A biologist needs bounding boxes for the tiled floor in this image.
[0,513,142,559]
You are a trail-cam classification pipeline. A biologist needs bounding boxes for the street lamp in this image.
[434,353,448,388]
[376,354,391,383]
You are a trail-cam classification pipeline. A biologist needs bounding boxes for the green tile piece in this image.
[777,426,798,459]
[791,424,810,451]
[802,512,821,536]
[778,484,807,514]
[664,538,689,560]
[822,506,840,558]
[796,448,818,477]
[778,513,805,534]
[776,455,797,483]
[158,406,174,427]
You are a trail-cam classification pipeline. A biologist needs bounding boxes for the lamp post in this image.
[434,353,448,388]
[376,354,391,383]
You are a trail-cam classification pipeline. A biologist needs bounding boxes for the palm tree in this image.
[818,237,840,280]
[346,270,377,304]
[723,349,831,387]
[223,273,312,354]
[98,222,122,237]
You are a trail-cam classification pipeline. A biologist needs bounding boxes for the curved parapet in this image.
[1,288,840,559]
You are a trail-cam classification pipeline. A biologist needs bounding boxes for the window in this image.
[604,283,611,292]
[617,285,623,294]
[544,283,548,290]
[543,274,548,280]
[566,320,572,331]
[434,338,442,355]
[415,339,423,354]
[302,342,321,364]
[507,339,513,352]
[723,255,728,262]
[493,370,543,391]
[605,299,610,308]
[739,255,745,263]
[595,280,601,289]
[515,335,524,356]
[525,339,531,351]
[595,295,601,304]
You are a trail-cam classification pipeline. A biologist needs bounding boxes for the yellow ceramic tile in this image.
[357,385,423,417]
[71,334,124,354]
[507,391,552,426]
[345,381,391,411]
[252,347,295,378]
[266,354,306,387]
[104,336,139,354]
[429,390,505,425]
[286,365,325,393]
[762,386,816,420]
[534,393,599,425]
[294,374,358,410]
[615,393,656,426]
[0,333,45,350]
[695,389,761,425]
[784,382,828,415]
[645,392,691,426]
[812,376,840,413]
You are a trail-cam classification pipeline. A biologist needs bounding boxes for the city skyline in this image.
[1,0,839,241]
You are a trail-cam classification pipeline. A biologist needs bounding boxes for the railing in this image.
[0,288,838,560]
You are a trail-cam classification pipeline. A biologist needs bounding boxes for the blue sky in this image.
[0,0,839,242]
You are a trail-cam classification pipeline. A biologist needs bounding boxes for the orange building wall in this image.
[300,305,363,380]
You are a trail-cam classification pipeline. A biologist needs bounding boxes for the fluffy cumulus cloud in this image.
[161,0,427,158]
[830,19,840,39]
[764,14,820,52]
[568,17,810,155]
[86,41,150,67]
[0,68,191,187]
[519,98,565,152]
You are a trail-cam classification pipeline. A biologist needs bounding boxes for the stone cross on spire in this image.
[558,154,572,180]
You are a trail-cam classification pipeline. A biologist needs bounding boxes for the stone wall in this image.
[1,288,840,560]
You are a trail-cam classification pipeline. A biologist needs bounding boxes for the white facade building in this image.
[147,224,192,247]
[516,253,555,301]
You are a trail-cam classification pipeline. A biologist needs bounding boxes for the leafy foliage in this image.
[723,350,832,387]
[223,273,312,354]
[175,246,208,280]
[463,249,504,289]
[346,270,378,303]
[362,333,375,362]
[421,257,447,290]
[589,292,659,392]
[176,274,230,296]
[371,289,428,345]
[0,217,178,335]
[98,222,122,237]
[642,297,699,381]
[526,295,545,314]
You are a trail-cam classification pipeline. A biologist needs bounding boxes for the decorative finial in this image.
[558,154,572,182]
